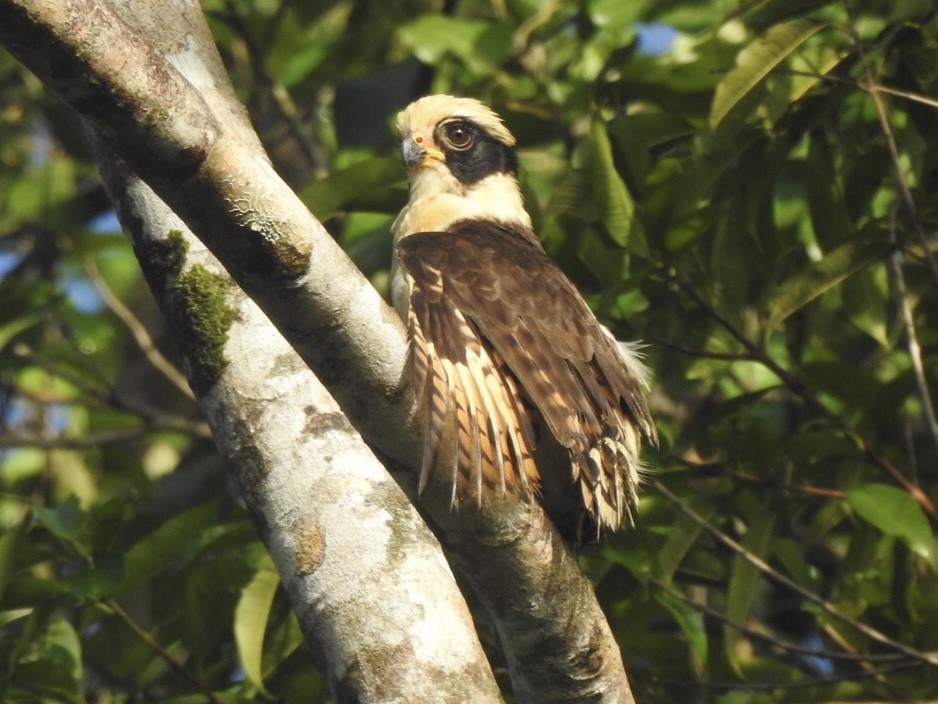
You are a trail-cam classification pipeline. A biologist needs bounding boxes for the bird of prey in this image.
[391,95,655,544]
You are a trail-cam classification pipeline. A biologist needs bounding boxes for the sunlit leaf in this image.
[710,20,827,128]
[235,555,281,691]
[847,484,934,562]
[398,16,513,75]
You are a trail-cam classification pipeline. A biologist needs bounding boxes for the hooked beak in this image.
[401,137,445,170]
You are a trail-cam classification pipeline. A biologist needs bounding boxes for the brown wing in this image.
[398,220,655,533]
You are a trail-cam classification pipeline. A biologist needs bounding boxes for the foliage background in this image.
[2,0,937,701]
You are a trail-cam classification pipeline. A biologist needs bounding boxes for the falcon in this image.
[391,95,656,543]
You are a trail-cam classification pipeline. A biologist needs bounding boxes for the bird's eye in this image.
[443,122,474,150]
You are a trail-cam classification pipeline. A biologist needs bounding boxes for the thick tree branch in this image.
[96,152,500,701]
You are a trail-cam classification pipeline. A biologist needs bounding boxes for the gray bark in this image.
[98,154,499,701]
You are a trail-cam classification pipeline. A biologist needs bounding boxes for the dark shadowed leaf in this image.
[0,528,19,604]
[724,506,777,675]
[655,589,709,664]
[119,502,218,594]
[764,238,893,332]
[300,156,403,221]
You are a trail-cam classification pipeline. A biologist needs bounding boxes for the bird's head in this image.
[395,95,519,191]
[393,95,529,232]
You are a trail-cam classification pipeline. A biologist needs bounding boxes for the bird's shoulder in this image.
[396,219,580,307]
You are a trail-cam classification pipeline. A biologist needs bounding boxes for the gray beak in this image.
[401,139,426,169]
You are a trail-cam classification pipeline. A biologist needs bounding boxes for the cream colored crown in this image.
[396,95,516,146]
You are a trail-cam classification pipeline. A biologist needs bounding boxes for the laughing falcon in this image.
[391,95,656,543]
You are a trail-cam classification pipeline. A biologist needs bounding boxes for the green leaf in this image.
[235,556,280,691]
[13,613,83,702]
[724,508,776,675]
[0,312,43,352]
[655,510,711,586]
[847,484,934,561]
[0,528,20,603]
[185,550,255,667]
[655,589,708,665]
[549,120,640,251]
[842,263,889,348]
[587,0,649,30]
[58,558,122,603]
[398,16,513,74]
[32,496,91,559]
[801,361,878,407]
[805,131,853,248]
[0,157,76,230]
[119,502,218,594]
[764,238,893,331]
[710,20,827,128]
[586,119,639,249]
[299,156,403,221]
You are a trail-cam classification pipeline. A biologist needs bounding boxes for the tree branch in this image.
[654,479,938,669]
[96,149,500,701]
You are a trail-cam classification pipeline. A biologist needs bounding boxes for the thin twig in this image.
[653,479,938,669]
[650,659,922,693]
[650,577,908,664]
[0,424,210,449]
[85,255,194,401]
[675,277,937,519]
[777,67,938,110]
[844,2,938,287]
[669,457,847,499]
[646,334,756,362]
[10,345,210,439]
[872,83,938,110]
[726,469,846,500]
[886,199,938,473]
[105,599,224,703]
